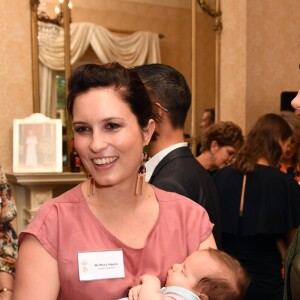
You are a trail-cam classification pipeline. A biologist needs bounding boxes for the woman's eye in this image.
[106,123,120,130]
[74,126,91,133]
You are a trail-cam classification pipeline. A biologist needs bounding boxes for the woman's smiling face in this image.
[72,87,154,188]
[281,135,298,161]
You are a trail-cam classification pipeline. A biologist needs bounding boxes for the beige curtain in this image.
[39,22,161,117]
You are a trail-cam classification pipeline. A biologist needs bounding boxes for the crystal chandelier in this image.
[37,0,72,48]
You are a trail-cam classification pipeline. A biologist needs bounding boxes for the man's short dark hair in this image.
[134,64,191,129]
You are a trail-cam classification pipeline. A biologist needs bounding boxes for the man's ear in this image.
[144,119,155,144]
[210,140,219,154]
[156,106,164,118]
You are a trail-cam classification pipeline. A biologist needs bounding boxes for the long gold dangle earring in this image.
[87,174,95,196]
[135,145,148,195]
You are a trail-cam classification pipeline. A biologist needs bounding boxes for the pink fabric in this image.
[19,184,213,300]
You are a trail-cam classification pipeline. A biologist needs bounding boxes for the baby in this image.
[123,248,250,300]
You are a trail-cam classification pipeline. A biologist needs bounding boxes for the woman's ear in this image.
[210,140,219,154]
[144,119,155,144]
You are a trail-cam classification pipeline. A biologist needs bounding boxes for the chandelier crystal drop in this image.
[37,21,60,47]
[37,0,72,48]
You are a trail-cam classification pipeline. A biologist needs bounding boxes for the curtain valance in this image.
[39,22,161,69]
[38,22,161,117]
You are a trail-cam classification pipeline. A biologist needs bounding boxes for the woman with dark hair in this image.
[13,63,216,300]
[213,113,300,300]
[279,111,300,183]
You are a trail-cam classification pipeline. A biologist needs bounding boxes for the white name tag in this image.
[78,249,125,281]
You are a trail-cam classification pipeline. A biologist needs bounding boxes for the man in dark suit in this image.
[134,64,221,247]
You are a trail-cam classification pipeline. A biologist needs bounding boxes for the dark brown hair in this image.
[133,63,191,129]
[67,63,159,131]
[279,110,300,173]
[234,113,292,173]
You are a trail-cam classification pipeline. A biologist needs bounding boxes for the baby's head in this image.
[166,248,250,300]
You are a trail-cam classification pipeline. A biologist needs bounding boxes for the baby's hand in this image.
[128,275,162,299]
[128,284,142,300]
[139,274,161,286]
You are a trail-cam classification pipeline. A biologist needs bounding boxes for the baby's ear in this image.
[197,292,209,300]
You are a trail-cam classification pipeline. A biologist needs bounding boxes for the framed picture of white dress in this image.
[13,113,62,173]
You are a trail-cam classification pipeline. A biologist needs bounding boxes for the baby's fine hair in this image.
[196,248,250,300]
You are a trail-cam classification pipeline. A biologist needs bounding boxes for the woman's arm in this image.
[0,184,17,223]
[198,233,217,250]
[286,228,298,247]
[13,234,60,300]
[0,272,14,300]
[277,228,299,259]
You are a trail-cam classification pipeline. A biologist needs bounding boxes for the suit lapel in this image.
[149,146,193,183]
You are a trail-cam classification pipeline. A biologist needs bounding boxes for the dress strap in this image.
[239,175,247,216]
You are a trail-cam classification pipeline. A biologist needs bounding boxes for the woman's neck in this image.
[196,152,213,171]
[256,157,270,166]
[82,179,153,209]
[279,157,293,166]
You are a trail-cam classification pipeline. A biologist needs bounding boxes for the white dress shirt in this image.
[145,142,188,182]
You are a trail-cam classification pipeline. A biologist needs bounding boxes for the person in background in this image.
[196,121,244,175]
[124,249,250,300]
[278,111,300,183]
[200,109,215,131]
[25,129,38,167]
[13,63,216,300]
[291,90,300,116]
[213,113,300,300]
[0,166,17,300]
[196,109,216,156]
[133,64,221,248]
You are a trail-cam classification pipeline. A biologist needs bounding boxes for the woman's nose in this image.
[291,90,300,109]
[229,153,237,163]
[89,132,108,153]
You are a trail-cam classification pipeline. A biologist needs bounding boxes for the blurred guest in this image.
[213,113,300,300]
[196,108,216,155]
[196,121,244,175]
[0,166,17,300]
[279,111,300,183]
[200,108,215,130]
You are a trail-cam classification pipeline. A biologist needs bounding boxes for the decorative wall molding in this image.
[6,172,85,233]
[124,0,190,9]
